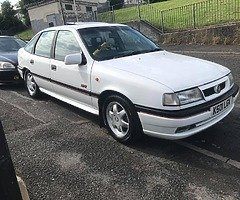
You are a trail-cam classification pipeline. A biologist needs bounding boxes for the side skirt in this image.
[39,88,99,115]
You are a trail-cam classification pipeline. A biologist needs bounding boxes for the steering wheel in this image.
[93,42,111,56]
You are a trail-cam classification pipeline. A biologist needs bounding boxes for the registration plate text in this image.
[211,97,232,116]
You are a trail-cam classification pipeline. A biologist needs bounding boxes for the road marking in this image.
[9,122,51,135]
[11,91,35,101]
[176,141,240,170]
[227,159,240,169]
[0,98,45,124]
[70,120,90,124]
[235,104,240,108]
[171,50,240,55]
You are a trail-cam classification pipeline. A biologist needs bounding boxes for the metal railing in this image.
[97,0,240,33]
[161,0,240,32]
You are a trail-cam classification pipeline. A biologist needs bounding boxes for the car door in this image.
[50,30,92,108]
[30,31,55,91]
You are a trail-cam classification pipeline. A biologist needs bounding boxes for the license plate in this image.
[211,97,232,116]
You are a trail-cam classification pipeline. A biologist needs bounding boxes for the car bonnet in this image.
[99,51,230,92]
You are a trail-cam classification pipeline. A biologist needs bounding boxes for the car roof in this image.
[43,22,127,32]
[0,36,16,38]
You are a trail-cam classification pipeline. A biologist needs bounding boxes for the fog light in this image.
[14,75,19,80]
[175,125,196,133]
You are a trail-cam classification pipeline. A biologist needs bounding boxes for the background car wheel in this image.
[103,95,142,143]
[24,71,40,98]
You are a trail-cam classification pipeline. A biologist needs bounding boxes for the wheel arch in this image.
[21,67,29,80]
[98,90,136,127]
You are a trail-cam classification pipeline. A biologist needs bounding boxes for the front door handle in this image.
[51,65,57,71]
[30,59,34,64]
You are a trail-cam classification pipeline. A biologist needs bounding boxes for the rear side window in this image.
[35,31,55,58]
[54,31,81,61]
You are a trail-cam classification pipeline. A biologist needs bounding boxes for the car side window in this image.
[35,31,55,58]
[54,31,81,62]
[24,34,40,53]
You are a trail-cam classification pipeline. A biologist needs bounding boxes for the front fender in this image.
[91,64,173,110]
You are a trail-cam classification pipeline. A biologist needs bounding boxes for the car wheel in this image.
[25,71,40,98]
[103,95,142,143]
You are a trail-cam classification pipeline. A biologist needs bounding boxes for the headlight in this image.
[163,88,203,106]
[0,62,15,69]
[228,73,234,87]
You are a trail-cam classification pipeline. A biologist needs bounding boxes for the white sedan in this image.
[18,22,239,143]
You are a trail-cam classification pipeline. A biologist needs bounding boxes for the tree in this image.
[19,0,30,26]
[19,0,40,26]
[0,14,4,34]
[0,1,24,33]
[109,0,124,10]
[1,1,16,19]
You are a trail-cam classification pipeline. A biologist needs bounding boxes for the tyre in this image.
[102,95,142,143]
[24,70,40,98]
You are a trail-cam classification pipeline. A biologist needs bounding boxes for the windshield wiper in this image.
[114,50,144,59]
[113,48,162,59]
[148,48,162,52]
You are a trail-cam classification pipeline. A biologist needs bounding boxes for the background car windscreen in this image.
[0,37,26,52]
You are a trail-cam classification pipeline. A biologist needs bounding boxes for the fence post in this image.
[59,0,66,25]
[160,10,164,33]
[137,0,141,21]
[111,6,115,23]
[192,4,196,29]
[95,11,98,22]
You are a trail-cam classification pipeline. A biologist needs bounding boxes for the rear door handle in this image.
[30,59,34,64]
[51,65,57,71]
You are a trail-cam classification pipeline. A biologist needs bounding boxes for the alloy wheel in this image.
[106,101,130,138]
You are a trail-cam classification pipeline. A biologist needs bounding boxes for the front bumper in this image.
[137,84,239,140]
[0,69,23,84]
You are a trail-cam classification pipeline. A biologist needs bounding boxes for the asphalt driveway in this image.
[1,44,240,200]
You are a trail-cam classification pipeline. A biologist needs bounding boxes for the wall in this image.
[28,2,60,22]
[127,21,240,45]
[159,23,240,45]
[28,2,63,34]
[28,0,98,33]
[126,20,161,43]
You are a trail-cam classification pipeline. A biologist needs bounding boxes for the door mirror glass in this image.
[64,53,82,65]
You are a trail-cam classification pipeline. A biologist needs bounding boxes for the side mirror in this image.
[64,53,83,65]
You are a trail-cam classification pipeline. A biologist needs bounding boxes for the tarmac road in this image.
[0,45,240,200]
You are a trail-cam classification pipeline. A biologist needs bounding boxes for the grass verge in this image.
[98,0,240,32]
[16,29,33,41]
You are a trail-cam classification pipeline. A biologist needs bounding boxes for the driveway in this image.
[1,44,240,200]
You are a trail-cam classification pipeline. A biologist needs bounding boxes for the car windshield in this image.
[78,26,162,61]
[0,37,26,52]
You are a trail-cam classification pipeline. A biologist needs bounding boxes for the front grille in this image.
[203,82,225,97]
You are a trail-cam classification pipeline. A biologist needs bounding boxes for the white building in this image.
[27,0,107,34]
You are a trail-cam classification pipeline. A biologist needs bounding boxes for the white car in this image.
[18,22,239,143]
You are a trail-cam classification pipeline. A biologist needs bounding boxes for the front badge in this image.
[214,84,221,94]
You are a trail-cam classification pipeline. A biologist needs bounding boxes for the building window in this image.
[86,6,92,12]
[65,4,73,10]
[49,22,54,27]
